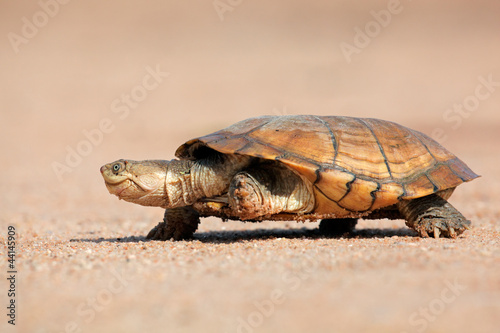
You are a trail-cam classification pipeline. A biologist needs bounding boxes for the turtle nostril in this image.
[100,165,107,174]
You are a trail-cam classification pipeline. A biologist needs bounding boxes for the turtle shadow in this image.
[194,227,417,243]
[70,235,146,243]
[71,227,417,244]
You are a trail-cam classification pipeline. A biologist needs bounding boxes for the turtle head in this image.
[100,159,169,207]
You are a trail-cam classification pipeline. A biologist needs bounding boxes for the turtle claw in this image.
[433,228,441,239]
[420,229,429,238]
[146,226,157,239]
[146,221,173,241]
[413,218,469,239]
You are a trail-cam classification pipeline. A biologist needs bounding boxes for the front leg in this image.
[146,206,200,241]
[228,164,315,220]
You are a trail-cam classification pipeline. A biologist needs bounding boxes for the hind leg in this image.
[228,164,314,220]
[397,194,471,238]
[146,206,200,241]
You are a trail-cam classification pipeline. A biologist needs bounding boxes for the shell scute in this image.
[324,117,390,179]
[370,182,405,210]
[245,115,335,165]
[448,158,478,181]
[403,174,437,199]
[337,177,379,211]
[362,119,438,180]
[315,168,356,203]
[427,164,465,189]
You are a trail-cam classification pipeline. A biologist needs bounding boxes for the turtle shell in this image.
[176,115,478,216]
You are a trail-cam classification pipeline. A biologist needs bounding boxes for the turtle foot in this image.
[398,193,471,239]
[146,206,200,241]
[412,216,471,239]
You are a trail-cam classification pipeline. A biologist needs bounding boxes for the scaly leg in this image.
[228,164,315,220]
[397,194,471,238]
[146,206,200,241]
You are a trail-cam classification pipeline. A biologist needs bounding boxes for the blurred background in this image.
[1,1,499,332]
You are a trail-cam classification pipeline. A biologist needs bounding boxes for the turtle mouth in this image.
[104,179,135,198]
[103,177,128,185]
[99,165,108,174]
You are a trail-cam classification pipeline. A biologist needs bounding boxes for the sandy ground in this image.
[1,1,499,332]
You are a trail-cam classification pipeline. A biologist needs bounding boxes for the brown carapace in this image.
[177,116,477,219]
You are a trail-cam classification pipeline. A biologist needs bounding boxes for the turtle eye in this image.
[112,162,122,173]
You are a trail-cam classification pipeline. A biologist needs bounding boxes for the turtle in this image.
[100,115,478,240]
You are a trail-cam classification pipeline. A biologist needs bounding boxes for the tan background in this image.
[1,1,499,332]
